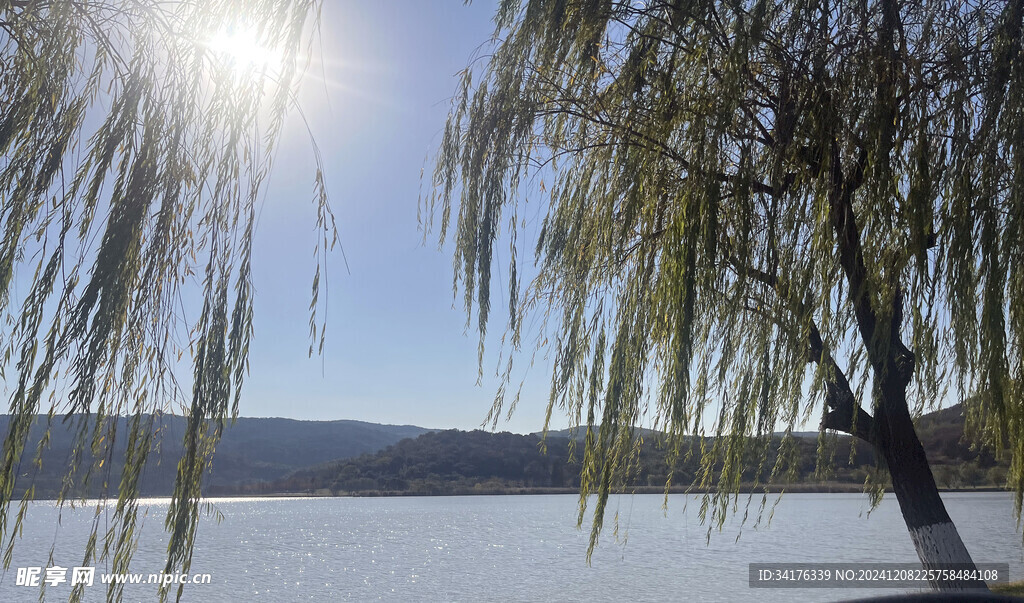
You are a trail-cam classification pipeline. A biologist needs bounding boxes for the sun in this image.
[205,25,282,77]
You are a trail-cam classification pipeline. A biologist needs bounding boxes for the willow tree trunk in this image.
[875,378,989,591]
[826,135,988,591]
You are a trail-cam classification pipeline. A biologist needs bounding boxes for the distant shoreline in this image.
[215,485,1010,499]
[21,486,1009,504]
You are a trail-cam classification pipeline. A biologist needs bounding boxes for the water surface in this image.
[0,492,1018,601]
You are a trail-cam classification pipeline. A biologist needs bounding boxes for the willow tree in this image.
[429,0,1022,591]
[1,0,331,601]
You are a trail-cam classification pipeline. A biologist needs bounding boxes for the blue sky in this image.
[240,0,561,433]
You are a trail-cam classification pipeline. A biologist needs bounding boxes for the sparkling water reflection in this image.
[0,492,1019,601]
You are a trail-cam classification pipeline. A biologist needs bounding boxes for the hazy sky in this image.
[239,0,561,433]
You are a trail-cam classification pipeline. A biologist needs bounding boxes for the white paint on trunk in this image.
[908,521,987,591]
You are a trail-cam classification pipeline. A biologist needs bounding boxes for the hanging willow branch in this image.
[428,0,1024,552]
[0,1,333,601]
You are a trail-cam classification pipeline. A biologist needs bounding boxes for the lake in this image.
[0,492,1019,601]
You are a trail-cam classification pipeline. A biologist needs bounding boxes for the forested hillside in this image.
[3,403,1001,498]
[0,414,430,498]
[257,404,1006,496]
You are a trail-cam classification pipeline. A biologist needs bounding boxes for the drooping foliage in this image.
[428,0,1024,551]
[0,0,331,600]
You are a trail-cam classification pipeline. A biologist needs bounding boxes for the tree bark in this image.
[872,378,990,591]
[821,134,988,591]
[817,347,989,591]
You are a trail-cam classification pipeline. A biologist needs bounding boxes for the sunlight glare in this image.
[206,25,281,77]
